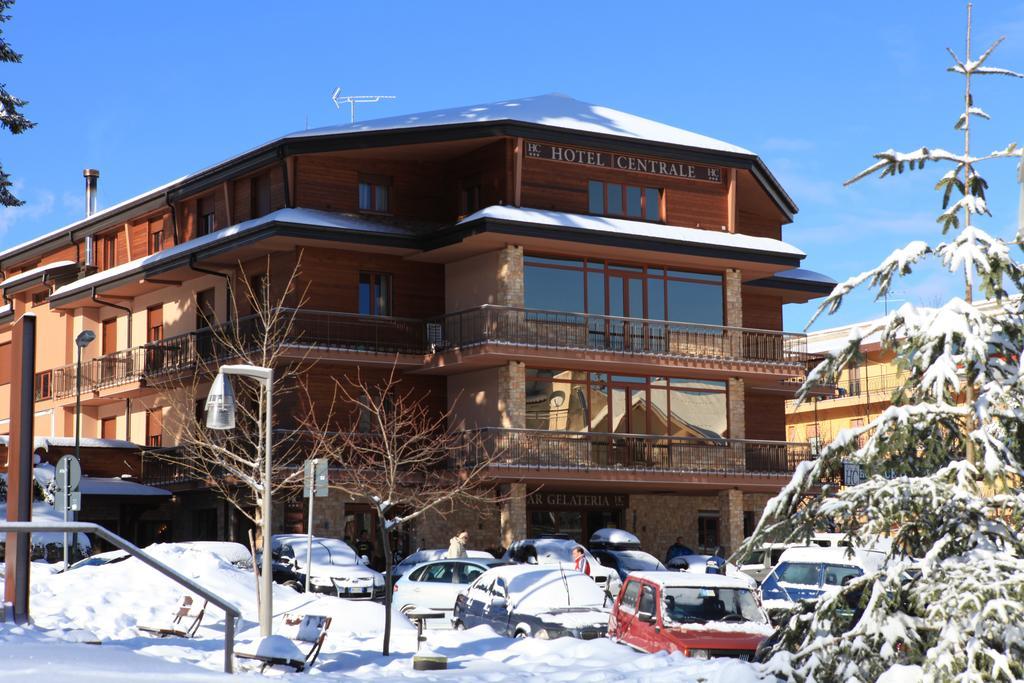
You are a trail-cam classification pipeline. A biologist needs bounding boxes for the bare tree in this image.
[304,365,507,657]
[158,256,312,545]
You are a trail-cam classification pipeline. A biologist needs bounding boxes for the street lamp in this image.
[205,363,274,637]
[69,329,96,568]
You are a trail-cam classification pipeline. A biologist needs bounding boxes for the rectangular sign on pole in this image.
[303,458,329,498]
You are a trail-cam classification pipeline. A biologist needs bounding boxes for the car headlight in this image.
[687,649,710,659]
[310,575,333,587]
[535,628,567,640]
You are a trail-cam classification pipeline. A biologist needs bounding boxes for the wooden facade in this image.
[0,95,829,554]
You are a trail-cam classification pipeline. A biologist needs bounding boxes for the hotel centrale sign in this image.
[527,492,629,510]
[525,141,722,183]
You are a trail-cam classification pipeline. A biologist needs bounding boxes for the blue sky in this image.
[2,1,1023,331]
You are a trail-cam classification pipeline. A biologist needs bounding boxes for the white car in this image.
[392,557,506,626]
[453,564,612,639]
[271,534,385,600]
[392,549,494,580]
[503,538,621,597]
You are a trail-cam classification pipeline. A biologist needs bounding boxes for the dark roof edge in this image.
[2,120,796,270]
[746,274,836,295]
[46,218,419,307]
[433,216,803,268]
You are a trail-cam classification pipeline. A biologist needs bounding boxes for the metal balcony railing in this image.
[432,305,808,365]
[787,371,907,406]
[457,427,813,476]
[46,306,810,400]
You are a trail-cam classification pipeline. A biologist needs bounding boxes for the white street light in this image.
[205,363,274,637]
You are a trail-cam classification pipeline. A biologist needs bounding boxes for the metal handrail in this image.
[432,305,808,364]
[787,372,908,405]
[458,427,813,475]
[0,521,241,673]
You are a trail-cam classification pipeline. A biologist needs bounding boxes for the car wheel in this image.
[514,630,528,639]
[283,580,303,592]
[400,605,417,616]
[452,620,465,631]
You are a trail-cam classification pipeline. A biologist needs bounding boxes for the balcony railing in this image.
[787,372,907,407]
[433,305,808,365]
[458,427,813,476]
[46,306,810,400]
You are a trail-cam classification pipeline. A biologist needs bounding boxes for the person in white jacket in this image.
[447,530,469,558]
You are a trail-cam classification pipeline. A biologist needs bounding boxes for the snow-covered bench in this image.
[138,595,207,638]
[235,613,332,673]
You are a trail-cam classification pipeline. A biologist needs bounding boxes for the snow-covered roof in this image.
[77,477,170,497]
[460,205,805,259]
[0,435,139,450]
[589,528,641,546]
[628,571,755,590]
[776,546,870,566]
[0,260,77,289]
[0,177,186,263]
[50,208,417,301]
[290,93,754,156]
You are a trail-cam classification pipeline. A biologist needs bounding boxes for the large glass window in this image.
[359,272,392,316]
[588,181,662,221]
[523,256,723,325]
[526,369,727,438]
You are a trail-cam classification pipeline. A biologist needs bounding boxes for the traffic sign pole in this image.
[305,459,316,593]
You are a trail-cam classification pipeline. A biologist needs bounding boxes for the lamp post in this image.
[205,363,274,637]
[68,329,96,568]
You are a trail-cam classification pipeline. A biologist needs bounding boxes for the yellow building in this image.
[786,298,1013,456]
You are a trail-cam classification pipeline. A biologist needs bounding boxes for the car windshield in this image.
[662,586,767,625]
[612,550,665,572]
[777,562,820,586]
[823,564,863,586]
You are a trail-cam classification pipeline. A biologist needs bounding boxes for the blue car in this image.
[759,548,865,619]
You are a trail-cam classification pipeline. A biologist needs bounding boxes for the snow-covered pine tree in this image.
[0,0,34,207]
[739,6,1024,682]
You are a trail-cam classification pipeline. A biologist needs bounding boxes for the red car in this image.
[607,571,773,661]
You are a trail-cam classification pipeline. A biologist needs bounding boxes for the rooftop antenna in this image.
[331,88,396,123]
[882,289,908,315]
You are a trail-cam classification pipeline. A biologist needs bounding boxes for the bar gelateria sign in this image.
[527,492,629,510]
[525,141,722,183]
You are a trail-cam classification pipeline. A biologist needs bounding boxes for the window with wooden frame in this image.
[249,273,268,310]
[101,233,119,269]
[147,305,164,343]
[251,172,272,218]
[459,177,482,216]
[34,370,52,401]
[587,180,662,221]
[148,219,164,255]
[146,409,163,448]
[0,342,10,385]
[197,195,216,237]
[101,416,117,441]
[358,272,391,316]
[31,290,49,306]
[697,511,720,552]
[358,174,391,214]
[196,288,217,328]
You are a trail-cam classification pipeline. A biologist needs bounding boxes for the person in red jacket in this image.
[572,545,591,576]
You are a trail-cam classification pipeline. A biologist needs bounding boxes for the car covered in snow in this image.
[390,548,494,581]
[608,571,773,660]
[665,553,757,588]
[392,557,506,625]
[453,564,612,639]
[737,543,792,584]
[758,546,882,621]
[587,528,665,581]
[271,534,385,600]
[502,537,621,597]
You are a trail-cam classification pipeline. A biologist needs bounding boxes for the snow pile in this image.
[0,542,767,680]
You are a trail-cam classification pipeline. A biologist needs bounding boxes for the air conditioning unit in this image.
[426,323,446,352]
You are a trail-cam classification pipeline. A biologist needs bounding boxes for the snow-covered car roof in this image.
[176,541,251,565]
[628,571,756,590]
[396,549,494,566]
[776,546,879,568]
[589,528,641,546]
[476,564,609,612]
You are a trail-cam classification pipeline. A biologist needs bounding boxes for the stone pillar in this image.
[728,378,745,440]
[725,269,743,327]
[497,245,524,307]
[718,488,745,558]
[498,361,526,428]
[500,483,527,549]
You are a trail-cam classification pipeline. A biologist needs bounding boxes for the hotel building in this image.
[0,94,833,559]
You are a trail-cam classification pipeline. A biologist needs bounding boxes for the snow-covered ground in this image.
[0,543,764,681]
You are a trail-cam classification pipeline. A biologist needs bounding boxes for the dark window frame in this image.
[34,370,52,401]
[588,180,663,221]
[358,174,392,214]
[358,272,392,316]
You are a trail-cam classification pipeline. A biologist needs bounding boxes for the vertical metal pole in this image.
[224,613,235,674]
[260,372,274,637]
[304,460,315,593]
[4,314,35,622]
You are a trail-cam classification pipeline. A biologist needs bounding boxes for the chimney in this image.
[83,169,99,267]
